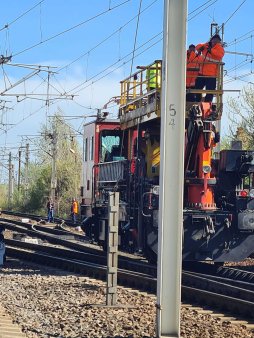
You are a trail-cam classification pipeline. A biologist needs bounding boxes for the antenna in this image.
[210,22,225,43]
[210,22,218,38]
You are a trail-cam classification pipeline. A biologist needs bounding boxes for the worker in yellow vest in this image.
[146,61,161,92]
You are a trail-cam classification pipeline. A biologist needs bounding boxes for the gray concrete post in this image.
[106,191,119,306]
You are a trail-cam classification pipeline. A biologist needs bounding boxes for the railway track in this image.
[2,209,74,227]
[2,213,254,322]
[6,241,254,320]
[0,217,155,276]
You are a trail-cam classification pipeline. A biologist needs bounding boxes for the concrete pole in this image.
[8,152,12,209]
[18,149,21,191]
[51,128,57,205]
[156,1,187,337]
[24,143,29,200]
[81,124,85,199]
[106,191,119,306]
[10,164,14,201]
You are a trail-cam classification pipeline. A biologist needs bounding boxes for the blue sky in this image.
[0,0,253,179]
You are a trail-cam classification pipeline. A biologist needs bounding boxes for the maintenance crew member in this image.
[146,61,161,92]
[47,198,54,223]
[194,34,225,102]
[71,198,78,225]
[186,44,201,102]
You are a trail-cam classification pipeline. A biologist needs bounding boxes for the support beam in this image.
[156,1,187,337]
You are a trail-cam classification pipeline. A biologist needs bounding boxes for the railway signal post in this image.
[156,0,187,337]
[106,191,120,306]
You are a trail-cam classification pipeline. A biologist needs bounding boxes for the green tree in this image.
[0,184,8,209]
[11,112,82,217]
[226,85,254,150]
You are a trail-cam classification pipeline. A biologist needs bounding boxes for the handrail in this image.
[119,59,224,119]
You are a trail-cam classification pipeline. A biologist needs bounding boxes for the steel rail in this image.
[5,244,254,320]
[1,220,156,276]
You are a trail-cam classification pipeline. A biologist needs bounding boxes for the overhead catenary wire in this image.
[227,31,254,47]
[188,0,218,21]
[226,58,252,74]
[67,31,162,94]
[129,0,143,77]
[1,33,163,139]
[219,0,247,30]
[0,103,46,136]
[0,0,45,32]
[12,0,131,58]
[72,36,163,95]
[224,72,254,85]
[57,0,158,73]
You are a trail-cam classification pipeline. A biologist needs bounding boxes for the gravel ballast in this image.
[0,259,253,338]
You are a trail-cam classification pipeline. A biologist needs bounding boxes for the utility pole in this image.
[50,127,57,205]
[18,149,21,191]
[156,1,187,338]
[24,143,30,201]
[8,152,14,208]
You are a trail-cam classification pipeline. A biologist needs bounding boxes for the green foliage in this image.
[26,164,51,212]
[226,85,254,150]
[12,112,82,217]
[0,185,8,209]
[220,136,232,150]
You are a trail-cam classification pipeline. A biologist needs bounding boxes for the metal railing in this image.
[119,59,224,120]
[119,60,162,117]
[186,61,224,117]
[97,160,129,184]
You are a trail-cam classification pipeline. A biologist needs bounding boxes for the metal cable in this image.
[12,0,131,58]
[188,0,218,21]
[0,0,45,32]
[57,0,158,72]
[129,0,143,77]
[219,0,247,29]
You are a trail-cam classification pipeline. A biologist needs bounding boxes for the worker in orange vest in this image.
[71,198,78,225]
[194,34,225,102]
[186,44,201,102]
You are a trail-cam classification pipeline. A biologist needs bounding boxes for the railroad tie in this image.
[0,305,27,338]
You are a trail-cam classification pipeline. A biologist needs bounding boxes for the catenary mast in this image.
[156,0,187,337]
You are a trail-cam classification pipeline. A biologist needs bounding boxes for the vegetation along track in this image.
[2,213,254,322]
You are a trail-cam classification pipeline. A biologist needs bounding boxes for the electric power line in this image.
[129,0,143,77]
[188,0,218,21]
[219,0,247,30]
[58,0,159,73]
[68,31,162,94]
[12,0,131,58]
[0,0,45,32]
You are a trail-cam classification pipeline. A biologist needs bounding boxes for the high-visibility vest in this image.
[196,42,224,77]
[73,201,78,214]
[146,62,161,90]
[186,50,201,87]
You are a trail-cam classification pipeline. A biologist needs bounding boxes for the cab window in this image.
[100,130,123,162]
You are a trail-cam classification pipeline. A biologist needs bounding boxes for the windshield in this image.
[100,131,123,162]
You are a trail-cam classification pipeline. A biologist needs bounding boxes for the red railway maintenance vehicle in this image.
[80,56,254,262]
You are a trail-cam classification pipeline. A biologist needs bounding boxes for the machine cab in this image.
[81,118,122,218]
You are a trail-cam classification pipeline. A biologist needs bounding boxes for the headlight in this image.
[249,189,254,198]
[152,186,160,195]
[203,165,211,173]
